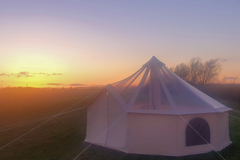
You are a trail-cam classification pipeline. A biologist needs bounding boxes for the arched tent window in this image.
[186,118,210,146]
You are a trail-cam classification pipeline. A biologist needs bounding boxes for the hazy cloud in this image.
[0,72,62,78]
[14,72,33,78]
[38,73,50,76]
[47,83,62,86]
[217,57,237,62]
[0,73,10,77]
[223,77,238,80]
[69,83,85,86]
[52,73,62,75]
[43,83,105,88]
[38,72,62,76]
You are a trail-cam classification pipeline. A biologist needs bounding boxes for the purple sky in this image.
[0,0,240,87]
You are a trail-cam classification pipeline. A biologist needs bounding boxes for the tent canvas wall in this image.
[85,56,231,156]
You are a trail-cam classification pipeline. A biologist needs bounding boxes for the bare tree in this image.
[188,57,203,84]
[174,63,189,81]
[199,59,221,84]
[170,57,222,84]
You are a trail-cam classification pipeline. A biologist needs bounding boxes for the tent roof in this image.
[105,56,231,115]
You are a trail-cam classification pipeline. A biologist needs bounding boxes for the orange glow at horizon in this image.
[1,57,239,89]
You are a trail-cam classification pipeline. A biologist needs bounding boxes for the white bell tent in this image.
[85,56,231,156]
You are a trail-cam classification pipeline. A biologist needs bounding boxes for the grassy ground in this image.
[0,87,239,160]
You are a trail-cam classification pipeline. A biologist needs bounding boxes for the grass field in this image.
[0,87,240,160]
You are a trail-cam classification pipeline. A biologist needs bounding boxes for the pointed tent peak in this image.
[142,56,165,68]
[107,56,231,114]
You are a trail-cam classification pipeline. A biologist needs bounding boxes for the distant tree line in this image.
[170,57,221,85]
[196,84,240,106]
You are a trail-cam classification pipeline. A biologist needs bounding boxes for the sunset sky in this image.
[0,0,240,88]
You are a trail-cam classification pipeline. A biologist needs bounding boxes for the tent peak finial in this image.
[143,56,165,68]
